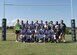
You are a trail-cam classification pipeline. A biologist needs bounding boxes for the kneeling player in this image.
[55,27,61,43]
[34,27,40,43]
[50,27,56,42]
[26,26,32,42]
[39,27,45,42]
[19,28,26,42]
[44,26,51,42]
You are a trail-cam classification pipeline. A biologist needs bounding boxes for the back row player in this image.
[14,19,66,43]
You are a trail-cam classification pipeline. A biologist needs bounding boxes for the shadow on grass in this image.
[66,41,77,43]
[59,41,77,43]
[1,40,77,44]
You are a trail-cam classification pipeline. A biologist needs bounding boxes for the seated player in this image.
[19,28,26,42]
[26,26,32,42]
[39,26,45,42]
[34,27,40,43]
[55,27,61,43]
[50,27,56,42]
[44,26,51,42]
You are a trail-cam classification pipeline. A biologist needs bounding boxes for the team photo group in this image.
[14,19,66,43]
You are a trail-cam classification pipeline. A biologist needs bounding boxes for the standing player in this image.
[30,21,35,30]
[60,20,66,42]
[14,19,21,42]
[20,20,25,30]
[25,20,29,29]
[35,20,40,29]
[40,20,44,29]
[55,21,60,30]
[44,21,49,30]
[49,21,55,30]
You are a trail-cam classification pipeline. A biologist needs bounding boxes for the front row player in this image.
[19,26,63,43]
[19,28,26,42]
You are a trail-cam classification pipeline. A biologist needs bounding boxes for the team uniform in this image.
[40,23,44,29]
[44,29,51,42]
[50,29,56,42]
[55,24,60,30]
[59,23,66,42]
[49,24,55,30]
[34,23,40,29]
[39,28,45,42]
[20,23,25,30]
[55,28,61,42]
[34,29,39,42]
[30,23,35,30]
[26,29,32,42]
[19,29,27,42]
[44,23,49,29]
[25,23,29,29]
[60,23,66,35]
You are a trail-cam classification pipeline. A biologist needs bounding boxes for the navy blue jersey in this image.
[40,23,44,28]
[34,23,40,29]
[20,23,25,29]
[26,29,32,35]
[39,29,45,34]
[55,24,60,29]
[55,29,61,36]
[25,23,29,29]
[20,29,26,35]
[44,30,50,35]
[49,24,55,29]
[51,29,55,35]
[60,23,66,32]
[30,24,35,29]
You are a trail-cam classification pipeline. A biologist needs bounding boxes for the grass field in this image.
[0,30,77,55]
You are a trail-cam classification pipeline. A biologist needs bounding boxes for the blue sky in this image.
[0,0,77,27]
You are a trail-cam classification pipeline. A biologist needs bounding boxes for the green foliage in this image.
[66,27,71,34]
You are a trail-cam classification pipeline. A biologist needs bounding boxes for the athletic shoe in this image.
[63,40,66,43]
[15,40,18,42]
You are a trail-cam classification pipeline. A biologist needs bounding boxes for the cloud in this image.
[7,18,27,26]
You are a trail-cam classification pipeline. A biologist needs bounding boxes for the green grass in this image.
[0,33,77,55]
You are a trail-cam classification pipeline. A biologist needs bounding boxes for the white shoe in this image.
[39,40,42,43]
[34,41,36,43]
[63,40,66,43]
[16,40,18,42]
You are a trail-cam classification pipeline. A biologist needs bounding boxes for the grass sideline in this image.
[0,33,77,55]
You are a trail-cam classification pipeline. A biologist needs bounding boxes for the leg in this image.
[16,34,19,42]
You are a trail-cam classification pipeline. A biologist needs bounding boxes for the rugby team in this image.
[14,19,66,43]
